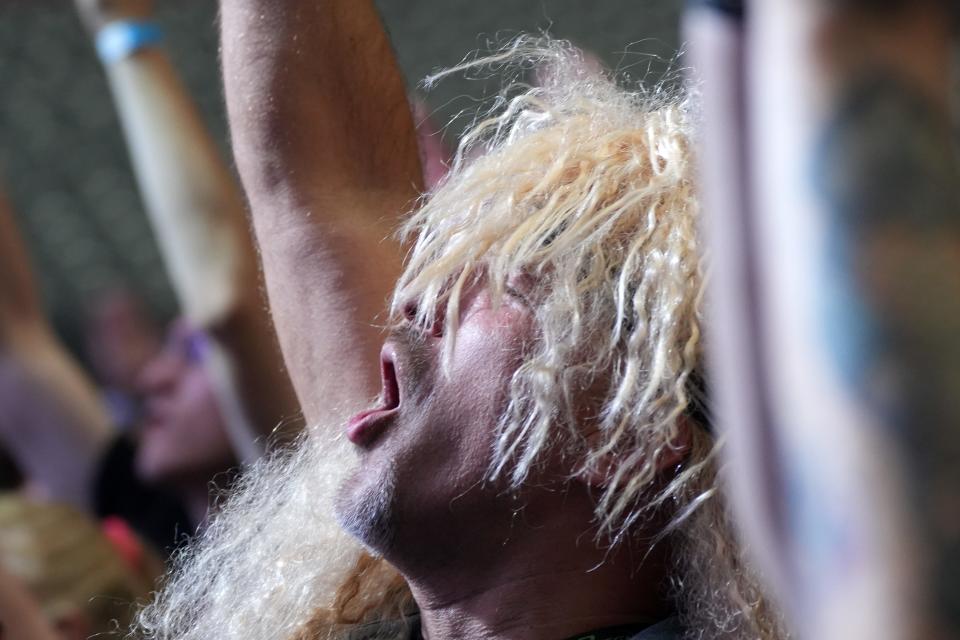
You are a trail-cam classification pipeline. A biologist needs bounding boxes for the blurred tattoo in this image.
[812,68,960,630]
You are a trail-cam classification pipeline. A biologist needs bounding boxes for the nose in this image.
[136,349,180,397]
[402,298,444,338]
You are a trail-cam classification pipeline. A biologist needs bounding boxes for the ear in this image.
[578,414,694,490]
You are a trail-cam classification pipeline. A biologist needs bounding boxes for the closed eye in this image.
[504,271,537,306]
[504,284,528,305]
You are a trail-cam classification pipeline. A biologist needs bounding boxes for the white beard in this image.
[134,427,367,640]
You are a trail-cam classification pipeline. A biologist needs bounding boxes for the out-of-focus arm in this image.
[77,0,300,457]
[728,0,957,638]
[219,0,423,427]
[0,188,112,509]
[0,190,41,338]
[683,0,795,605]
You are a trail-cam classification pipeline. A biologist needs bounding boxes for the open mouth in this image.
[345,345,402,446]
[379,350,401,410]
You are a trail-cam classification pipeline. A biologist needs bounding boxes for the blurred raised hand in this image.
[78,0,300,459]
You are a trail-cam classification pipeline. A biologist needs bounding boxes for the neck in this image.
[393,484,674,640]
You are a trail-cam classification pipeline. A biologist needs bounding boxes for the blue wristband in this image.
[685,0,744,19]
[96,21,164,64]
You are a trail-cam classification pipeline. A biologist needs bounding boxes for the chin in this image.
[136,462,179,488]
[334,462,399,556]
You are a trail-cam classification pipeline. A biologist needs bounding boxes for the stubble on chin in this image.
[334,462,399,556]
[332,326,430,555]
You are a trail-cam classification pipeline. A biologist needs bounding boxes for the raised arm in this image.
[219,0,423,426]
[0,187,112,509]
[76,0,299,455]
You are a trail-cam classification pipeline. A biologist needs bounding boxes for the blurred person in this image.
[75,0,301,463]
[132,319,238,525]
[0,186,113,512]
[2,0,303,546]
[131,3,787,640]
[686,0,959,639]
[682,0,788,612]
[94,312,244,535]
[84,287,163,430]
[0,179,246,548]
[0,494,162,640]
[75,0,462,462]
[0,180,194,551]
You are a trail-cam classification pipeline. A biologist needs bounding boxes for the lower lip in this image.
[346,408,398,445]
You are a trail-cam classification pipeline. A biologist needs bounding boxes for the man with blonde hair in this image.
[135,2,785,639]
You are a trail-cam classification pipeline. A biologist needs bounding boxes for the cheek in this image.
[459,308,531,384]
[144,369,233,473]
[442,310,532,447]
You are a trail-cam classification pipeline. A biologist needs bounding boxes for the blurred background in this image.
[0,0,681,361]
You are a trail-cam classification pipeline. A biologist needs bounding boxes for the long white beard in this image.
[134,428,367,640]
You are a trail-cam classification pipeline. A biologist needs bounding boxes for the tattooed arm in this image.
[740,1,958,638]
